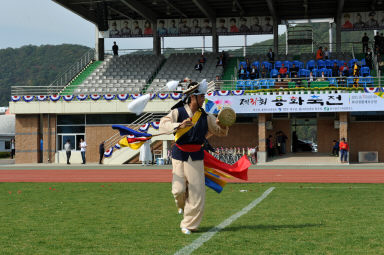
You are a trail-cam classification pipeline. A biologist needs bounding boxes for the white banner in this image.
[205,92,384,114]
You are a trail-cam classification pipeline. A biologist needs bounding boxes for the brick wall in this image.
[42,114,56,163]
[208,123,259,148]
[15,114,40,164]
[317,119,339,153]
[85,126,117,163]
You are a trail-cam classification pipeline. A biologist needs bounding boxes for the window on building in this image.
[351,112,384,121]
[5,141,11,150]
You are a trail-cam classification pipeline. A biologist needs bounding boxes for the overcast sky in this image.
[1,0,286,51]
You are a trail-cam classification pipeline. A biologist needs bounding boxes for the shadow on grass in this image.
[198,223,323,233]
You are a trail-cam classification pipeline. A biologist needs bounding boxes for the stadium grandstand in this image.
[8,0,384,165]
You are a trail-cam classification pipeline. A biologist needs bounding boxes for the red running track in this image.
[1,169,384,183]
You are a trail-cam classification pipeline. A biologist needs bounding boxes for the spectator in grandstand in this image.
[157,20,167,36]
[266,135,274,157]
[339,138,349,163]
[263,17,273,33]
[238,65,246,79]
[216,55,224,67]
[331,139,339,157]
[250,64,258,79]
[144,20,153,35]
[99,141,105,164]
[276,74,282,82]
[10,139,15,159]
[279,63,288,78]
[316,46,324,60]
[120,21,131,37]
[168,20,178,35]
[293,74,302,87]
[191,19,201,34]
[362,33,369,53]
[260,64,268,78]
[132,20,143,35]
[378,52,384,73]
[365,48,373,69]
[354,13,366,30]
[199,54,206,65]
[80,138,87,164]
[195,61,203,73]
[309,71,315,84]
[340,62,349,76]
[332,62,339,77]
[290,63,299,77]
[112,41,119,56]
[323,47,330,59]
[64,139,71,165]
[250,17,262,33]
[229,18,239,33]
[217,19,228,33]
[201,19,212,34]
[239,17,250,33]
[317,71,326,81]
[374,32,380,53]
[245,58,251,71]
[342,13,353,29]
[338,71,346,86]
[367,11,379,28]
[267,48,275,64]
[179,19,191,34]
[353,62,360,76]
[109,21,120,37]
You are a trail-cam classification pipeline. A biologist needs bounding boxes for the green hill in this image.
[0,44,90,106]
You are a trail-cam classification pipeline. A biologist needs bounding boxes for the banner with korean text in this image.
[205,92,384,114]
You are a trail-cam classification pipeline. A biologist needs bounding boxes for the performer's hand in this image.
[216,118,226,129]
[179,118,193,129]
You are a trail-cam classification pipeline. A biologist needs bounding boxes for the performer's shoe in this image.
[181,228,191,235]
[178,208,183,215]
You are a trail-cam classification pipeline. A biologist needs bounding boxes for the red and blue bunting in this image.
[364,87,380,93]
[117,94,129,101]
[170,92,182,100]
[139,123,150,132]
[90,94,101,101]
[131,94,141,99]
[77,94,88,101]
[104,147,113,157]
[104,94,115,101]
[11,96,21,102]
[63,95,74,101]
[151,121,160,129]
[231,90,244,96]
[150,93,157,100]
[217,90,231,96]
[50,95,61,102]
[114,143,121,150]
[158,93,168,100]
[207,91,216,96]
[37,95,47,101]
[23,96,34,102]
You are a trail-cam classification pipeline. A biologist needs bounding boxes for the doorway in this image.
[291,113,317,153]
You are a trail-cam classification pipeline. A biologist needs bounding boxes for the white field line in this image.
[174,187,275,255]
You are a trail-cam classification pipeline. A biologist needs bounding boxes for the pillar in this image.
[339,112,348,162]
[212,19,219,53]
[273,20,279,57]
[258,114,267,163]
[329,22,333,53]
[153,22,161,56]
[336,15,341,58]
[95,26,104,61]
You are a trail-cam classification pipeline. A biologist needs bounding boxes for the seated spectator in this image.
[317,71,326,81]
[293,73,302,87]
[216,55,224,67]
[194,61,203,73]
[249,64,258,79]
[276,74,282,82]
[279,63,288,78]
[238,65,246,79]
[332,62,339,77]
[331,140,339,156]
[316,46,324,60]
[290,63,299,77]
[337,71,346,86]
[309,71,314,84]
[260,64,268,78]
[199,54,206,64]
[340,62,349,76]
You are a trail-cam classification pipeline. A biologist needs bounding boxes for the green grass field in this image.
[1,183,384,255]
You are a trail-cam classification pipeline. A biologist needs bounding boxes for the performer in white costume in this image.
[139,139,152,166]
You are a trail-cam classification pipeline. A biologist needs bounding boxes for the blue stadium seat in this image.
[260,79,269,89]
[329,77,337,86]
[346,76,355,87]
[262,61,272,71]
[298,69,310,77]
[236,80,245,90]
[245,80,254,90]
[306,60,316,70]
[284,60,292,69]
[348,59,358,68]
[338,60,346,68]
[317,60,326,69]
[361,58,367,67]
[360,66,370,77]
[239,61,247,69]
[366,76,374,86]
[252,80,261,89]
[293,60,304,69]
[270,69,279,78]
[274,61,282,69]
[267,79,275,88]
[358,77,367,87]
[325,60,333,68]
[252,61,260,69]
[317,68,329,77]
[311,68,318,77]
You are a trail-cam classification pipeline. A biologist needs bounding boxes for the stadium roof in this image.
[54,0,383,25]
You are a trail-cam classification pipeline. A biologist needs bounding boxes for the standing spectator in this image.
[99,141,105,164]
[374,32,380,54]
[362,33,369,54]
[194,61,203,73]
[278,131,288,154]
[260,64,268,78]
[250,17,262,33]
[143,20,153,35]
[199,54,206,65]
[266,135,274,158]
[229,18,239,33]
[292,131,298,153]
[354,13,366,29]
[40,138,43,163]
[267,48,275,64]
[216,55,224,67]
[190,19,201,34]
[80,138,87,164]
[139,139,152,166]
[316,46,324,60]
[64,139,71,165]
[339,138,349,163]
[365,48,373,70]
[279,63,288,78]
[112,41,118,56]
[168,20,178,35]
[157,20,167,36]
[323,47,330,59]
[239,17,250,33]
[120,21,131,37]
[10,139,15,159]
[245,58,251,72]
[331,140,339,156]
[109,22,119,37]
[201,19,212,34]
[332,62,339,77]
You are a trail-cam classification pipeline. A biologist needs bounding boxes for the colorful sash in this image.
[174,109,202,142]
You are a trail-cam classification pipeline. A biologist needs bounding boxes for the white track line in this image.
[174,187,275,255]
